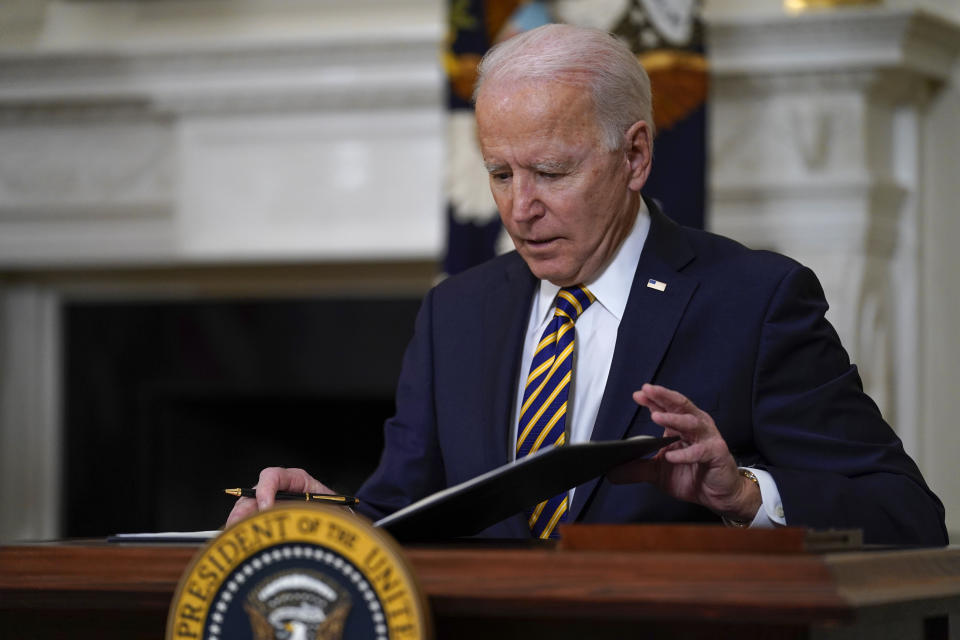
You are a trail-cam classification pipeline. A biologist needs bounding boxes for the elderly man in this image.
[229,24,946,545]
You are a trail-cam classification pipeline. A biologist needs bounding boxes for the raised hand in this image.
[609,383,760,522]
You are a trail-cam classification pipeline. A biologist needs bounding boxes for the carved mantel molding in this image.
[708,7,959,77]
[0,8,445,268]
[0,38,442,114]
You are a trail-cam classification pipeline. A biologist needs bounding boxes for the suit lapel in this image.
[569,203,698,521]
[479,255,537,473]
[476,255,536,539]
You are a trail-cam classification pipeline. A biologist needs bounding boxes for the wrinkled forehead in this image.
[474,80,610,167]
[475,77,600,130]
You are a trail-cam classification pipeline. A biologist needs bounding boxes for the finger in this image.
[649,410,703,435]
[255,467,308,509]
[255,467,285,510]
[663,442,712,465]
[660,438,686,452]
[255,467,331,510]
[632,389,669,415]
[287,468,333,495]
[640,383,698,414]
[226,497,258,527]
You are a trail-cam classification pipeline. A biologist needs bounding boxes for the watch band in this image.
[722,467,759,528]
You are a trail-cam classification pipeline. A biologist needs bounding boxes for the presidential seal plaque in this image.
[166,504,430,640]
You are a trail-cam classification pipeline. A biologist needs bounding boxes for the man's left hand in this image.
[608,383,761,523]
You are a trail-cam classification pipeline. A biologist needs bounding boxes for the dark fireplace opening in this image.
[63,295,421,537]
[141,388,391,532]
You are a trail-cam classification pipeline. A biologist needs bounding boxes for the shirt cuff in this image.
[744,467,787,528]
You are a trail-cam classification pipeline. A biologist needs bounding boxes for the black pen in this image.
[224,488,358,507]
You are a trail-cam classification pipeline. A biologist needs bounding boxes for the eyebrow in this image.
[532,160,573,173]
[483,160,575,174]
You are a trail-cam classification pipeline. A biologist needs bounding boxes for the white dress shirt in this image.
[508,200,786,527]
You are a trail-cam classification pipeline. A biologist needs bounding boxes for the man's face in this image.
[476,80,647,286]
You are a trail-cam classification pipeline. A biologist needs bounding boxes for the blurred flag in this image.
[443,0,707,275]
[601,0,708,231]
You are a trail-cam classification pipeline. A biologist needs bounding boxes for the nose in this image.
[509,173,542,223]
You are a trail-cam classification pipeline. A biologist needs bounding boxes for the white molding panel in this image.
[0,1,445,268]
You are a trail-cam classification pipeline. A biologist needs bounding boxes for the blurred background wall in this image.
[1,0,958,541]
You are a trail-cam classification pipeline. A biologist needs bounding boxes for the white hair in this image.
[474,23,655,151]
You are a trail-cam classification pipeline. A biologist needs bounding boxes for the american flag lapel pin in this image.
[647,278,667,292]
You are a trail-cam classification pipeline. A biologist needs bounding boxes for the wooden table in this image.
[2,537,959,639]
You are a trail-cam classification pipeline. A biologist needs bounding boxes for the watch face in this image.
[167,504,431,640]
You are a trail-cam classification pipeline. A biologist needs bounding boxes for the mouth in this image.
[524,237,559,249]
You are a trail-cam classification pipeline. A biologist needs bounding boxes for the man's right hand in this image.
[225,467,334,527]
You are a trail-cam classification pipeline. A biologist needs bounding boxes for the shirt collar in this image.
[533,199,651,324]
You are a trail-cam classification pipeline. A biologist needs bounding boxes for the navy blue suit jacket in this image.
[357,204,947,545]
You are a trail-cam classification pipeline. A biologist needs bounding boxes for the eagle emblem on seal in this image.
[243,569,352,640]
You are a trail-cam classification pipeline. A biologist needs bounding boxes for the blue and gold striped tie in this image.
[516,285,596,539]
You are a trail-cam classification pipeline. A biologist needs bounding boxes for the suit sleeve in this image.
[354,289,446,522]
[752,265,947,545]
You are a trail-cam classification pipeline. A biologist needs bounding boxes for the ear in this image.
[623,120,653,192]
